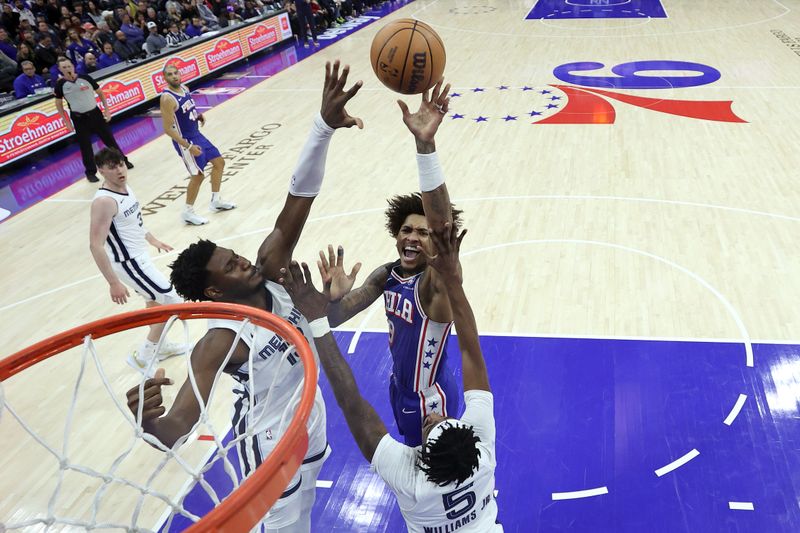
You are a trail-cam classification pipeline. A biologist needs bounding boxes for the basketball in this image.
[370,18,446,95]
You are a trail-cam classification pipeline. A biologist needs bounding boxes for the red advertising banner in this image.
[100,79,147,115]
[151,56,202,92]
[0,12,292,167]
[205,38,244,71]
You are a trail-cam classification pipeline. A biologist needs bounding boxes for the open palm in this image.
[397,78,451,143]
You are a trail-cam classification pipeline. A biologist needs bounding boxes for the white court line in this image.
[654,448,700,477]
[424,0,790,39]
[316,480,333,488]
[729,501,755,511]
[335,326,800,346]
[552,486,609,500]
[723,394,748,426]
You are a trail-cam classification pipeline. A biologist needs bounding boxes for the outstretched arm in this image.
[279,261,388,461]
[398,80,461,321]
[125,329,250,448]
[257,60,363,280]
[317,245,393,327]
[424,224,490,392]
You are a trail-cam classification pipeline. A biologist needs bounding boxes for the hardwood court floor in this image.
[2,0,800,530]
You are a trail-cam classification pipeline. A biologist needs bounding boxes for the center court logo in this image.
[448,60,747,125]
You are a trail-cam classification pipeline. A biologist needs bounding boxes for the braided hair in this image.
[417,422,481,487]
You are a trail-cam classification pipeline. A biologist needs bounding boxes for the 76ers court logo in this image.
[448,60,746,125]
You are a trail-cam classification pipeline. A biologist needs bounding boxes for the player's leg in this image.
[390,374,423,446]
[115,256,187,373]
[195,134,235,213]
[93,109,133,169]
[177,140,210,225]
[73,113,99,182]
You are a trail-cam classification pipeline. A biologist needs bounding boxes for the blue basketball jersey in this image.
[384,265,453,394]
[163,85,200,138]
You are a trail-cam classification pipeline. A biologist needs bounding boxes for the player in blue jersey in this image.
[319,79,462,447]
[160,63,236,226]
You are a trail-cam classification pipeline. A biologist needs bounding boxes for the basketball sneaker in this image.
[182,206,209,225]
[209,198,237,212]
[127,348,157,378]
[157,341,188,360]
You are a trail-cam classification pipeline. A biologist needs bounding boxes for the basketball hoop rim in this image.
[0,302,318,532]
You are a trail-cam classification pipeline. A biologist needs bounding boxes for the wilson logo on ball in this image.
[370,18,445,95]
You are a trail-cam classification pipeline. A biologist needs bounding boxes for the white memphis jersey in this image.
[93,186,148,262]
[371,391,502,533]
[208,280,327,471]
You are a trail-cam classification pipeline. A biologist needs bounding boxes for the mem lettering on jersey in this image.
[257,306,302,365]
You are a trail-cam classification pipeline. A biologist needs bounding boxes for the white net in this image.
[0,312,312,532]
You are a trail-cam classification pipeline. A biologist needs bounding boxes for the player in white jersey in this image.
[278,222,501,533]
[89,147,187,373]
[124,61,363,533]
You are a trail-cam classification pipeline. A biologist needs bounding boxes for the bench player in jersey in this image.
[160,63,235,226]
[279,223,501,533]
[89,147,187,373]
[124,61,363,533]
[319,79,462,447]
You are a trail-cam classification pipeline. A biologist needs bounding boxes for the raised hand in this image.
[397,78,451,144]
[320,60,364,129]
[318,245,362,302]
[421,222,466,280]
[279,261,330,321]
[126,368,173,423]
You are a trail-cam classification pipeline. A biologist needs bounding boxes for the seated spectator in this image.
[92,21,113,47]
[241,1,261,19]
[119,13,144,46]
[144,21,166,54]
[19,29,37,51]
[163,4,182,27]
[65,26,99,65]
[36,20,61,48]
[164,21,189,46]
[195,0,221,29]
[34,34,59,75]
[112,29,143,60]
[1,4,21,38]
[184,16,208,38]
[16,42,35,70]
[72,3,93,24]
[77,51,98,74]
[102,10,119,32]
[0,50,18,93]
[13,59,46,97]
[0,28,16,61]
[15,0,37,26]
[44,0,60,26]
[86,1,105,26]
[97,40,120,68]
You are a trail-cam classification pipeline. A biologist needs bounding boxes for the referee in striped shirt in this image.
[54,57,133,183]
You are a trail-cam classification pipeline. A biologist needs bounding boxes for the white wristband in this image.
[308,317,331,338]
[416,151,446,192]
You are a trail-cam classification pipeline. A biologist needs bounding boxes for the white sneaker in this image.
[157,341,188,360]
[182,209,209,225]
[209,198,236,212]
[127,349,157,378]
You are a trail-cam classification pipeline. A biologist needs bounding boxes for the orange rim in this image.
[0,302,317,532]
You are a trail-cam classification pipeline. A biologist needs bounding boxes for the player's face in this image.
[164,66,181,88]
[97,160,127,185]
[421,414,452,442]
[395,214,434,272]
[204,247,263,301]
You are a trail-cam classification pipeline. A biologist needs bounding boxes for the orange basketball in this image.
[370,18,446,95]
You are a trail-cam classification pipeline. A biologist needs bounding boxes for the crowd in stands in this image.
[0,0,389,101]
